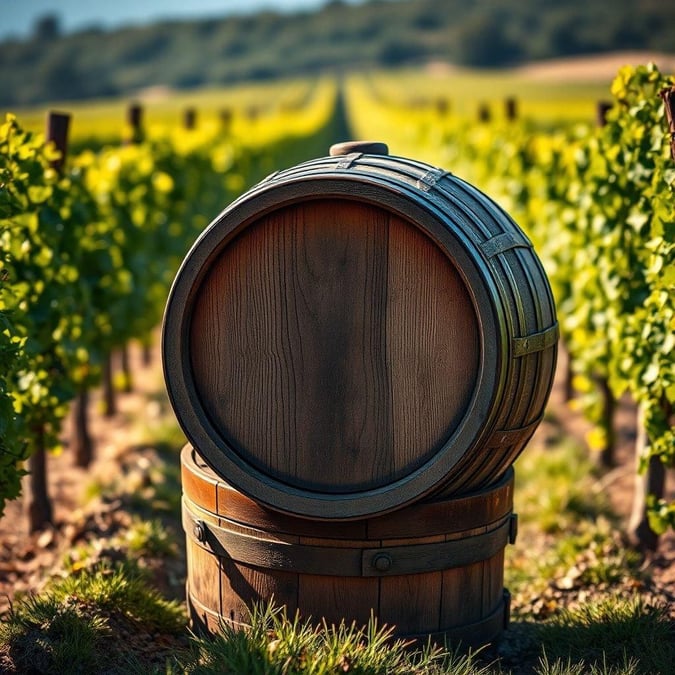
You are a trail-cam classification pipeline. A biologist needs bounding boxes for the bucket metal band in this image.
[334,152,363,169]
[260,169,281,183]
[183,503,513,577]
[416,168,451,192]
[486,415,543,448]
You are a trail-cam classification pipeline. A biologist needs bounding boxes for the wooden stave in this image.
[164,152,557,519]
[181,444,515,647]
[180,445,516,538]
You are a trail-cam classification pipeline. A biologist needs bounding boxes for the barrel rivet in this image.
[193,520,206,542]
[372,553,392,572]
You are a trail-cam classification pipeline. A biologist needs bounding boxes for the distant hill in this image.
[1,0,673,106]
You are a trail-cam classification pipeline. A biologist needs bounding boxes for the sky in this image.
[0,0,361,40]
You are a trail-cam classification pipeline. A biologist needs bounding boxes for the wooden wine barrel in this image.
[181,444,516,646]
[163,142,557,520]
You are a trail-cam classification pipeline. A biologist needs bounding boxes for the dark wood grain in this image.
[220,558,299,626]
[186,537,221,623]
[189,199,478,493]
[381,571,442,635]
[298,575,378,628]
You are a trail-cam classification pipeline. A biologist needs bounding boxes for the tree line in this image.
[1,0,674,107]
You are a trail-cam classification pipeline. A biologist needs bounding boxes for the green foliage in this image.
[0,113,73,513]
[181,600,493,674]
[78,140,182,352]
[646,493,675,534]
[592,65,675,467]
[0,112,153,513]
[414,63,675,534]
[535,597,674,675]
[555,64,675,531]
[0,82,348,515]
[0,310,27,517]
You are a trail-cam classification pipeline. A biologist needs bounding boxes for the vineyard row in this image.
[1,66,673,545]
[345,63,674,542]
[0,79,344,527]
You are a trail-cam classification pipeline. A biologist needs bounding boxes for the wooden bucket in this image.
[163,144,557,519]
[181,444,516,646]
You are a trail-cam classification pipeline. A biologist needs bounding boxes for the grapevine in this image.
[0,81,343,519]
[345,63,675,538]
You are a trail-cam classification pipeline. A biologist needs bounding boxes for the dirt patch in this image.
[0,341,186,616]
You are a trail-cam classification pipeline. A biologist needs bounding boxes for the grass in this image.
[3,585,671,674]
[534,597,675,675]
[0,562,189,674]
[0,594,108,674]
[52,563,185,632]
[179,602,496,675]
[534,651,640,675]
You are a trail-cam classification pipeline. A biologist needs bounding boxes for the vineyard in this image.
[0,61,674,673]
[347,64,675,543]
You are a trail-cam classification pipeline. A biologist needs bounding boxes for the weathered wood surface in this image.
[190,199,478,493]
[182,445,514,646]
[163,150,557,518]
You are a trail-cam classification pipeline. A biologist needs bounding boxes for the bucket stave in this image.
[181,444,515,646]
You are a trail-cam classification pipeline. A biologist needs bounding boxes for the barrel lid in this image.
[329,140,389,156]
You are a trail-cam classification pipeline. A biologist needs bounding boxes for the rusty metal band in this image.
[183,504,514,578]
[512,322,559,357]
[480,232,532,258]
